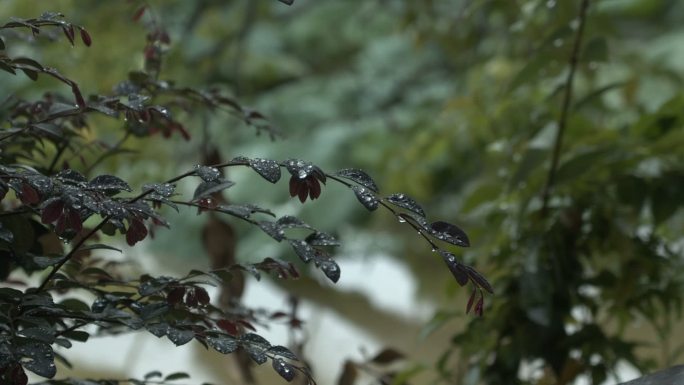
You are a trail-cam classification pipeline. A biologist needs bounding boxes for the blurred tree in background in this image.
[2,0,684,385]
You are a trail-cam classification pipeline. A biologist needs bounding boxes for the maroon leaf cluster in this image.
[166,285,211,308]
[40,199,83,236]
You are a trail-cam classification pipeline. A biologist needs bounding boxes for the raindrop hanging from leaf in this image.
[272,358,296,382]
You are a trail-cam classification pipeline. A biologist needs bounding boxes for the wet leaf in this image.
[167,327,194,346]
[195,165,221,182]
[289,239,315,263]
[440,251,468,286]
[18,327,56,344]
[269,345,299,360]
[273,358,296,382]
[138,276,173,296]
[284,159,325,182]
[193,180,235,201]
[277,215,313,230]
[16,340,56,378]
[318,257,340,283]
[249,158,281,183]
[241,333,271,349]
[248,350,268,365]
[41,200,64,224]
[305,231,340,246]
[464,265,493,293]
[429,221,470,247]
[143,183,175,197]
[126,218,148,246]
[217,204,275,219]
[385,193,425,217]
[19,183,40,205]
[258,221,285,241]
[88,174,132,193]
[206,334,238,354]
[146,323,168,338]
[334,168,378,192]
[352,186,378,211]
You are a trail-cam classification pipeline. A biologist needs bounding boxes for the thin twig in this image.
[540,0,591,214]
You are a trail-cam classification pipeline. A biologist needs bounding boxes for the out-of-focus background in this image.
[2,1,684,384]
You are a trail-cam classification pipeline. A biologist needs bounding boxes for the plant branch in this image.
[540,0,591,214]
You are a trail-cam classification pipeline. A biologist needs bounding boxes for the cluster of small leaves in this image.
[0,6,489,385]
[36,370,195,385]
[0,13,90,107]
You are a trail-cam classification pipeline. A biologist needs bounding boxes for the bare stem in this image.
[540,0,591,214]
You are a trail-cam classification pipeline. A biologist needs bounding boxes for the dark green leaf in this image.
[334,168,378,192]
[352,186,378,211]
[273,358,296,381]
[193,180,235,200]
[385,193,425,217]
[164,372,191,381]
[249,158,281,183]
[206,334,238,354]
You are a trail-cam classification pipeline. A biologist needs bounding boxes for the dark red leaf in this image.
[289,176,299,197]
[71,84,86,107]
[55,214,67,235]
[297,182,308,203]
[270,311,288,320]
[158,31,171,44]
[337,360,357,385]
[370,348,405,364]
[184,289,198,307]
[474,295,484,317]
[10,364,28,385]
[62,25,75,45]
[237,320,256,331]
[41,200,64,224]
[132,5,147,21]
[20,183,40,205]
[167,287,185,305]
[195,287,210,305]
[307,177,321,200]
[466,287,477,314]
[126,218,148,246]
[66,209,83,233]
[217,319,239,335]
[79,27,92,46]
[465,265,493,293]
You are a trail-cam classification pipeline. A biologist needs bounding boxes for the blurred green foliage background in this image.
[2,0,684,384]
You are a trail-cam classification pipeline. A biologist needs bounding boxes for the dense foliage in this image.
[0,3,493,385]
[2,1,684,385]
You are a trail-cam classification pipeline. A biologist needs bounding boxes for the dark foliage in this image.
[0,5,487,385]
